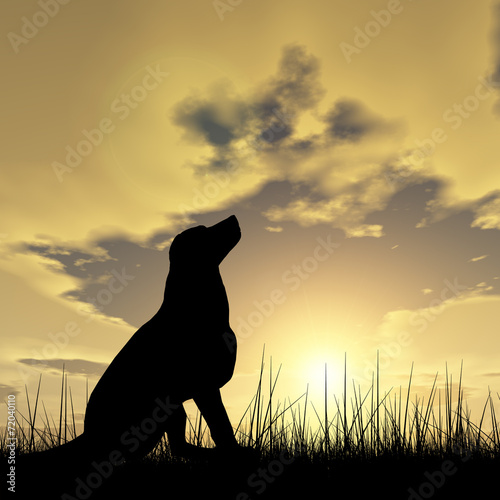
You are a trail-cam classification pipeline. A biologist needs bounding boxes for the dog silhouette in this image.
[83,214,242,460]
[17,215,246,496]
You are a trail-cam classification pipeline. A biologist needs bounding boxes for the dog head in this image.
[169,215,241,267]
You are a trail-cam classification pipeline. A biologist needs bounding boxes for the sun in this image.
[297,351,347,402]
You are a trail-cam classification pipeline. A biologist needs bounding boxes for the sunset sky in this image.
[1,0,500,435]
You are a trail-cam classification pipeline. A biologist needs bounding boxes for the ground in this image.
[39,452,499,500]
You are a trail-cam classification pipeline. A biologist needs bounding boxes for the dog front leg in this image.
[193,388,239,450]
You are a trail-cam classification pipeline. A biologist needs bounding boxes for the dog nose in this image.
[227,215,239,230]
[209,215,239,233]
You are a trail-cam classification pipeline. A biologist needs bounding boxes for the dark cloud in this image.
[249,44,324,146]
[22,179,500,339]
[184,109,234,145]
[18,358,108,377]
[27,234,174,327]
[323,98,394,142]
[24,243,107,279]
[287,136,318,151]
[171,82,249,147]
[170,44,406,179]
[259,44,324,112]
[171,44,326,171]
[257,121,293,145]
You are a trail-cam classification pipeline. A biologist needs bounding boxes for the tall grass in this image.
[0,367,81,456]
[229,353,500,463]
[2,355,500,465]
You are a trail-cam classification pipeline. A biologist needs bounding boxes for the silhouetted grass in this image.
[2,353,500,499]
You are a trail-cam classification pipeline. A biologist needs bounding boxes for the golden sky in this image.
[1,0,500,433]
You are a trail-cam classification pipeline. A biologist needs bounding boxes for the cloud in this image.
[472,192,500,230]
[263,194,385,238]
[261,43,324,111]
[172,44,424,245]
[18,358,108,377]
[11,179,500,366]
[323,98,397,142]
[171,44,325,174]
[168,44,410,241]
[24,242,113,280]
[26,234,174,327]
[262,170,398,238]
[171,81,249,146]
[251,43,325,144]
[261,180,500,316]
[468,255,489,263]
[172,45,398,167]
[19,39,499,333]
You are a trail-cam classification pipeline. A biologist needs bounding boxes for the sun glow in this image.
[297,351,348,404]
